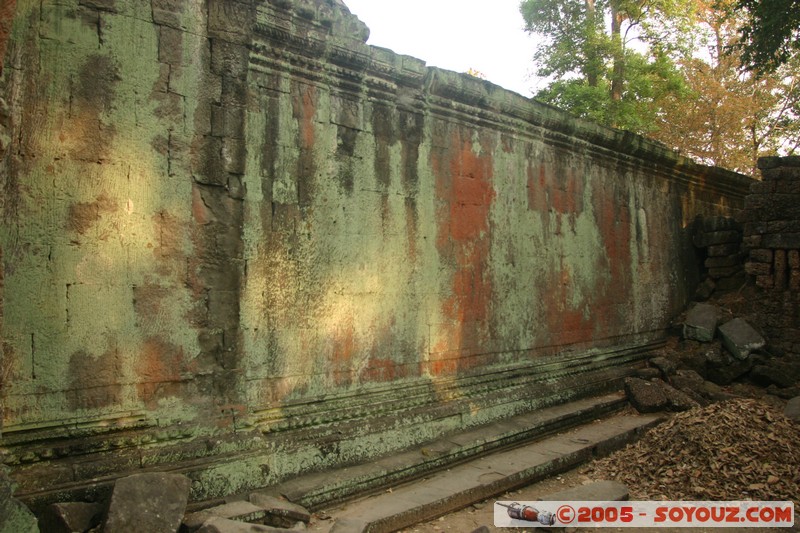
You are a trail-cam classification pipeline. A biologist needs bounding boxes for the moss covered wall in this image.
[0,0,752,504]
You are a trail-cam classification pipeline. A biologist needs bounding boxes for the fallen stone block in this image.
[767,384,800,400]
[634,367,661,380]
[656,381,701,412]
[249,493,311,528]
[697,380,738,402]
[749,365,799,388]
[197,516,298,533]
[785,397,800,422]
[672,369,705,390]
[0,468,38,533]
[104,472,191,533]
[185,501,271,531]
[649,356,677,379]
[41,502,103,533]
[624,378,668,413]
[684,304,722,342]
[705,345,753,386]
[537,480,629,502]
[718,318,766,360]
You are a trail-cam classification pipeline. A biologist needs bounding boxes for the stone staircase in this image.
[182,392,662,533]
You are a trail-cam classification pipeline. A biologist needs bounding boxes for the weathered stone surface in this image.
[329,517,369,533]
[196,517,297,533]
[694,230,741,248]
[41,502,102,533]
[684,304,722,342]
[249,493,311,527]
[785,397,800,422]
[185,501,270,531]
[749,364,800,388]
[694,277,716,301]
[697,380,738,402]
[649,356,677,379]
[672,369,705,390]
[656,381,701,411]
[537,480,629,502]
[624,378,668,413]
[718,318,766,360]
[767,384,800,399]
[705,344,753,386]
[0,0,755,510]
[635,367,662,380]
[103,473,191,533]
[0,468,38,533]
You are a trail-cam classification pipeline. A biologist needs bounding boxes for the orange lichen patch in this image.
[136,336,189,408]
[330,317,356,386]
[295,83,316,150]
[360,357,406,382]
[432,128,496,375]
[191,182,213,225]
[528,156,584,234]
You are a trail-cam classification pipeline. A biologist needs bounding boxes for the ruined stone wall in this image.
[0,0,751,505]
[743,156,800,351]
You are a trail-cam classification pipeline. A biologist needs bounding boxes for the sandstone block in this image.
[750,248,774,264]
[718,318,766,360]
[249,493,311,527]
[103,472,191,533]
[655,381,701,411]
[745,262,772,276]
[649,356,677,379]
[624,378,668,413]
[785,396,800,422]
[185,501,270,531]
[41,502,102,533]
[0,467,38,533]
[684,303,721,342]
[694,230,741,248]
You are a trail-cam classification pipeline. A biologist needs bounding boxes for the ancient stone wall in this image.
[0,0,751,506]
[743,156,800,351]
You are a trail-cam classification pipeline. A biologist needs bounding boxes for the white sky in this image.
[342,0,541,98]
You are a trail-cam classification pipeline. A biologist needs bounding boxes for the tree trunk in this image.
[610,3,625,102]
[585,0,600,87]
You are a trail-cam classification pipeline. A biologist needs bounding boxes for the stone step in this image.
[242,393,629,513]
[323,413,662,533]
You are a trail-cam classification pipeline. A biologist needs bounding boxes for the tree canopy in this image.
[729,0,800,72]
[520,0,800,174]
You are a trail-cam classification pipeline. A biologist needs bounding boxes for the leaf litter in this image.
[586,399,800,507]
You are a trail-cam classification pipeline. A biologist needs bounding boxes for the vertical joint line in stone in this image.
[30,332,35,380]
[66,283,71,328]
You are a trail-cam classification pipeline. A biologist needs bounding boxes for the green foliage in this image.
[520,0,799,174]
[521,0,694,130]
[728,0,800,72]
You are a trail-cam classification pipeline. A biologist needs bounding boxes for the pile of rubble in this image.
[0,469,312,533]
[623,299,800,416]
[587,399,800,505]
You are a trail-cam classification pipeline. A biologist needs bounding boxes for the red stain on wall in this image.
[531,157,632,349]
[432,128,496,375]
[136,336,189,408]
